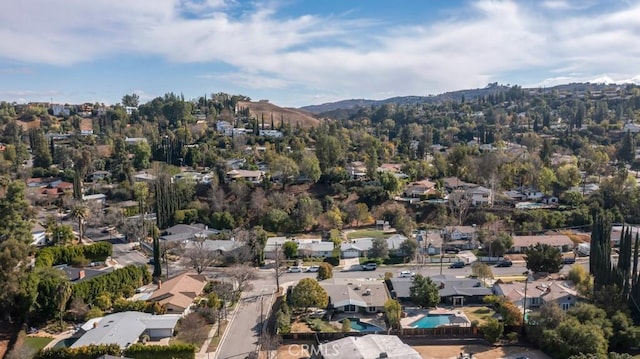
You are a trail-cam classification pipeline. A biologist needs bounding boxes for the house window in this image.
[345,305,356,312]
[530,297,540,306]
[368,306,376,312]
[561,303,570,311]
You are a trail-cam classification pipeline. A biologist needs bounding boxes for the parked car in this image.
[563,257,576,264]
[444,247,460,254]
[362,262,378,271]
[287,266,303,273]
[399,270,415,278]
[306,265,320,272]
[449,261,465,269]
[496,260,513,267]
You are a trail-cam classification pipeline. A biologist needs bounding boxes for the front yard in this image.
[24,336,54,352]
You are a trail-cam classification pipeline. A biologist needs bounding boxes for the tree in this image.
[181,238,220,274]
[270,155,299,188]
[567,265,592,295]
[154,171,178,230]
[121,93,140,107]
[471,262,494,286]
[369,237,389,259]
[228,265,255,301]
[152,226,162,278]
[298,153,321,183]
[525,243,563,273]
[480,318,503,343]
[399,238,419,261]
[448,190,473,225]
[132,141,152,171]
[409,274,440,308]
[341,318,351,333]
[282,241,298,259]
[55,281,72,327]
[290,278,328,310]
[317,263,333,281]
[384,299,402,330]
[70,204,90,244]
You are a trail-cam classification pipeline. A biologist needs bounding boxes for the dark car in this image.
[496,260,513,267]
[449,261,465,268]
[444,247,460,254]
[563,257,576,264]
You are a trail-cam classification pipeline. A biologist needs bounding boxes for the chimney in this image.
[93,321,98,329]
[78,270,85,280]
[157,280,162,289]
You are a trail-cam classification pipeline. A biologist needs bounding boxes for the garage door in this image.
[147,328,173,338]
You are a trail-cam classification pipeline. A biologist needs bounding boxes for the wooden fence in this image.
[281,325,480,343]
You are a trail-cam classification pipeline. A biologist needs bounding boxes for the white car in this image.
[287,266,303,273]
[399,270,415,278]
[306,265,320,272]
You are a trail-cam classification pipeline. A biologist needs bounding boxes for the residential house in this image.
[31,222,47,246]
[466,186,493,206]
[225,158,246,170]
[390,275,491,306]
[133,172,156,183]
[319,334,421,359]
[346,161,367,180]
[297,240,335,258]
[124,137,147,146]
[160,224,221,244]
[88,170,111,182]
[417,230,443,255]
[51,104,70,117]
[442,177,474,191]
[339,236,409,258]
[40,180,73,199]
[610,225,640,247]
[264,237,288,260]
[226,169,264,184]
[321,278,391,314]
[403,179,436,198]
[510,234,574,253]
[125,107,138,115]
[71,311,181,349]
[624,122,640,134]
[184,238,243,256]
[443,226,477,241]
[259,129,283,138]
[55,264,114,284]
[147,272,207,315]
[493,278,582,311]
[80,118,93,136]
[216,121,233,133]
[172,171,215,184]
[83,194,107,206]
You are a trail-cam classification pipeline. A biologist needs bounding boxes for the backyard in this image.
[459,306,495,325]
[346,230,388,240]
[24,336,54,352]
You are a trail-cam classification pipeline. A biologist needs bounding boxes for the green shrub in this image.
[341,319,351,333]
[123,343,197,359]
[323,257,339,266]
[72,265,151,305]
[479,318,504,343]
[85,307,104,320]
[34,344,120,359]
[70,255,89,267]
[36,242,113,267]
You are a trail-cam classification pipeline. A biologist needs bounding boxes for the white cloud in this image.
[1,0,640,104]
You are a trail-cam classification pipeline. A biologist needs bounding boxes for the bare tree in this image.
[175,312,209,345]
[448,189,473,225]
[181,238,220,274]
[228,265,256,300]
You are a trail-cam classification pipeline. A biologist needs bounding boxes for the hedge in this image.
[35,343,196,359]
[34,344,120,359]
[123,343,197,359]
[72,265,151,305]
[35,242,113,267]
[323,256,339,266]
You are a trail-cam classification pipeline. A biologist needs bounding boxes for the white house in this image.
[31,223,47,246]
[320,334,421,359]
[443,226,477,241]
[493,279,583,312]
[82,194,107,206]
[216,120,233,132]
[259,129,283,138]
[226,169,264,184]
[468,186,493,206]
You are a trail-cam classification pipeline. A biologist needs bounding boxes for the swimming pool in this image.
[410,314,452,328]
[341,318,384,332]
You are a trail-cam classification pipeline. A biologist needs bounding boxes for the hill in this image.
[236,100,321,128]
[299,82,623,114]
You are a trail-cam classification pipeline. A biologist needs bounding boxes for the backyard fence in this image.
[281,325,480,343]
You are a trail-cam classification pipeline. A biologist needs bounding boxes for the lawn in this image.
[207,320,228,352]
[306,318,338,332]
[460,306,495,325]
[347,230,387,240]
[24,336,54,352]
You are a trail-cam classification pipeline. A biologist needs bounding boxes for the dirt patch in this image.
[413,344,550,359]
[290,322,313,333]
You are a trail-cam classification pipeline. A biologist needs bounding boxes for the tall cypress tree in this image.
[152,225,162,278]
[590,211,612,291]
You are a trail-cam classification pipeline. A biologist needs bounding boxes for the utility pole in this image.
[164,239,169,279]
[275,243,281,291]
[440,243,444,275]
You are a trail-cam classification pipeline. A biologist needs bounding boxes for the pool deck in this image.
[400,307,471,329]
[330,313,388,332]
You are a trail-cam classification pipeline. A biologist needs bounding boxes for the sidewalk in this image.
[196,301,241,359]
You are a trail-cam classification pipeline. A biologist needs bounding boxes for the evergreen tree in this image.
[152,226,162,278]
[72,170,82,201]
[153,171,177,230]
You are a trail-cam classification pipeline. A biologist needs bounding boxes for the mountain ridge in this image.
[299,82,628,114]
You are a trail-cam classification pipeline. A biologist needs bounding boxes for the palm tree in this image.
[70,204,90,244]
[55,282,72,327]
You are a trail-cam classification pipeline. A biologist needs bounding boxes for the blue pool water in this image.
[342,318,384,332]
[410,314,452,328]
[53,337,78,349]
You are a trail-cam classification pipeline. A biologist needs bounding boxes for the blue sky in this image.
[1,0,639,107]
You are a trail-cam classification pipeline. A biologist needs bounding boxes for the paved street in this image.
[216,270,276,359]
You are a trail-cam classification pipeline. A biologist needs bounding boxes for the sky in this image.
[1,0,640,108]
